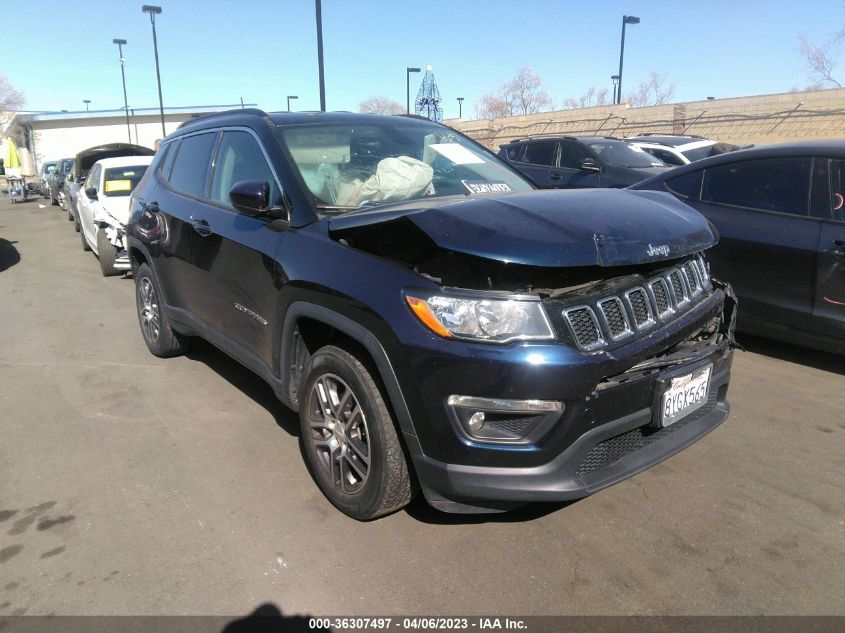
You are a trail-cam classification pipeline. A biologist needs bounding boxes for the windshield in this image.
[588,141,667,168]
[103,165,149,197]
[62,161,73,174]
[44,163,57,174]
[278,121,532,212]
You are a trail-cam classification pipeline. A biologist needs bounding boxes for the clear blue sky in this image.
[4,0,843,118]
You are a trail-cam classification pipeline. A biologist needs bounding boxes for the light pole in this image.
[142,5,166,137]
[456,97,464,119]
[406,67,421,114]
[113,39,131,142]
[616,15,640,104]
[315,0,326,111]
[287,95,298,112]
[611,75,619,104]
[83,99,91,111]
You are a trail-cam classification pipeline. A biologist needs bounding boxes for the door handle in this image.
[549,174,563,181]
[191,218,213,237]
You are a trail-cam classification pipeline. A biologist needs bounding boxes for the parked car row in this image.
[49,143,155,275]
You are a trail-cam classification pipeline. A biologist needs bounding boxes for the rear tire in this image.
[97,228,119,276]
[299,345,413,520]
[134,262,190,358]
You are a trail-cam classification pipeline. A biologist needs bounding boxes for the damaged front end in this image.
[326,190,737,509]
[92,209,132,271]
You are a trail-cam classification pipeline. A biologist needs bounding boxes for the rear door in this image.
[509,140,557,187]
[696,156,820,330]
[812,158,845,340]
[190,129,286,366]
[151,132,218,316]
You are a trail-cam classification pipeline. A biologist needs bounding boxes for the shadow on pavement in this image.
[222,603,323,633]
[0,238,20,272]
[404,494,575,525]
[737,332,845,375]
[185,338,300,436]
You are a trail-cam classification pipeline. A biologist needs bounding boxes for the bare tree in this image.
[800,35,842,88]
[562,87,610,109]
[625,72,675,107]
[474,66,554,118]
[358,96,405,115]
[0,75,24,124]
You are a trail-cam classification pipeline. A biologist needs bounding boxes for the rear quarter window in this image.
[665,170,703,199]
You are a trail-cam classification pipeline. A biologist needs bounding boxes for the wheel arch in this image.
[279,302,418,439]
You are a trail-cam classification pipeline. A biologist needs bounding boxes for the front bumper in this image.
[409,351,730,511]
[399,282,737,512]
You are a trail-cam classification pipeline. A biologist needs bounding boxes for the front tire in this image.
[97,228,119,276]
[134,262,190,357]
[299,345,413,520]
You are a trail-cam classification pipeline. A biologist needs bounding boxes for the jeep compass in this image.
[126,109,736,520]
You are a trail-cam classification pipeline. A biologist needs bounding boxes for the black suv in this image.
[498,136,671,189]
[126,109,736,519]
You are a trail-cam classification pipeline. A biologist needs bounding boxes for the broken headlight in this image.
[405,293,554,343]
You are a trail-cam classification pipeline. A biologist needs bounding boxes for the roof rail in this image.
[177,107,270,130]
[634,132,705,139]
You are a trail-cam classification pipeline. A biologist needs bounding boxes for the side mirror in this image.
[579,158,600,172]
[85,187,98,200]
[229,180,270,216]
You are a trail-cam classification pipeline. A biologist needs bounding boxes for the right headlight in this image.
[405,292,554,343]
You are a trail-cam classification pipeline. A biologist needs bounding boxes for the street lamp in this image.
[406,67,421,114]
[113,39,131,142]
[83,99,91,111]
[315,0,326,111]
[611,75,619,104]
[456,97,464,119]
[142,5,166,137]
[287,95,298,112]
[616,15,640,104]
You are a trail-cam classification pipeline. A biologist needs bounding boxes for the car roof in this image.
[503,135,623,145]
[171,108,440,138]
[631,139,845,189]
[93,155,155,169]
[627,134,711,147]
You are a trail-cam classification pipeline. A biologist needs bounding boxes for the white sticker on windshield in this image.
[429,143,485,165]
[461,180,512,194]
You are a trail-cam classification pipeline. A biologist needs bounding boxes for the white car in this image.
[626,135,740,166]
[76,155,154,276]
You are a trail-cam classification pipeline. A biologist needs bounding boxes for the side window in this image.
[522,140,557,166]
[85,164,100,189]
[559,142,590,169]
[209,131,281,209]
[159,141,177,182]
[665,170,703,199]
[825,159,845,223]
[167,133,217,197]
[504,144,524,161]
[702,157,812,216]
[653,149,684,166]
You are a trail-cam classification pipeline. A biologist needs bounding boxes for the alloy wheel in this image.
[138,277,160,343]
[307,373,371,494]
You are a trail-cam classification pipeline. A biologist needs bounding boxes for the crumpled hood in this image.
[329,189,717,267]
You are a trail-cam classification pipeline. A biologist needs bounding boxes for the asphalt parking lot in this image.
[1,195,844,618]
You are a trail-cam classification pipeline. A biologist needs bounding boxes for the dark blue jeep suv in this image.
[126,109,736,520]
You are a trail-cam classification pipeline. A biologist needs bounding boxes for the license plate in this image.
[658,364,712,427]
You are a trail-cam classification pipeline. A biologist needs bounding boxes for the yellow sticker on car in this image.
[105,179,132,192]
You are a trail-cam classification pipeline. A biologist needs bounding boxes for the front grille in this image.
[563,307,603,350]
[575,389,720,477]
[683,261,701,295]
[669,269,688,305]
[598,297,631,340]
[625,287,653,328]
[649,278,672,316]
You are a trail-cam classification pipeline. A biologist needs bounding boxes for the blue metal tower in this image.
[414,65,443,122]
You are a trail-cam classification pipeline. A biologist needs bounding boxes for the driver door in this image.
[551,141,602,188]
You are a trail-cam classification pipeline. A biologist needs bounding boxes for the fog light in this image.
[467,411,486,432]
[446,395,564,445]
